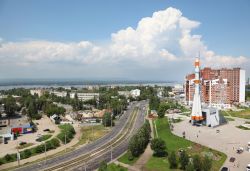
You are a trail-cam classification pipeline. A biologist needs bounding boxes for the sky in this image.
[0,0,249,81]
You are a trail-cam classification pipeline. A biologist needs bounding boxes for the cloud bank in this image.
[0,7,248,80]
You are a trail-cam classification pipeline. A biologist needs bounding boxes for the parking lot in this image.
[171,115,250,171]
[0,116,59,157]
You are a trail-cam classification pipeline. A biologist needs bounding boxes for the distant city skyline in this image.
[0,0,249,81]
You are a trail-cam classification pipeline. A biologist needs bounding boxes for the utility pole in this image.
[64,132,67,152]
[16,142,20,166]
[44,142,47,164]
[84,162,87,171]
[110,112,113,161]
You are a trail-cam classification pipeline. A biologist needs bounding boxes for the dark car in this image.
[43,128,50,132]
[19,141,27,145]
[221,167,229,171]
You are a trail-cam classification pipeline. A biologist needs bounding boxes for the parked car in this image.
[43,128,50,132]
[246,164,250,171]
[19,141,27,146]
[236,147,244,154]
[221,167,229,171]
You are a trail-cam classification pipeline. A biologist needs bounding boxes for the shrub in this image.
[150,138,167,157]
[168,151,178,169]
[57,124,75,144]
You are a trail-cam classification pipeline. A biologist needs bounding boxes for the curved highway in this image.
[14,101,148,171]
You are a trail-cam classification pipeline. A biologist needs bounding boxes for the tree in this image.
[3,95,17,117]
[180,150,189,170]
[150,138,167,157]
[157,102,170,118]
[98,161,107,171]
[102,112,112,127]
[185,161,195,171]
[193,155,202,171]
[27,101,38,120]
[202,156,212,171]
[168,151,178,169]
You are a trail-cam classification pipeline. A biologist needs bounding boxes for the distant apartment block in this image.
[72,93,99,101]
[30,89,46,97]
[50,91,99,101]
[185,67,245,108]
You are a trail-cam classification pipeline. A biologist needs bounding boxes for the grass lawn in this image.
[221,108,250,119]
[225,117,235,121]
[76,125,110,146]
[236,125,250,130]
[145,118,226,171]
[36,134,52,142]
[118,151,139,165]
[107,163,128,171]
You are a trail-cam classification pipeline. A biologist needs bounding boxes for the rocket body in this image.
[191,58,203,121]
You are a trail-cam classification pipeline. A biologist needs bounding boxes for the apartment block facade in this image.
[185,67,245,108]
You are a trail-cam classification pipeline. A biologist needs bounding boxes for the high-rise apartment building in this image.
[185,67,245,108]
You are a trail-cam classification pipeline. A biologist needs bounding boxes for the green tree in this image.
[150,138,167,157]
[180,150,189,170]
[157,102,170,118]
[202,156,212,171]
[193,155,202,171]
[3,95,17,117]
[27,101,38,120]
[168,151,178,169]
[102,112,113,127]
[98,161,107,171]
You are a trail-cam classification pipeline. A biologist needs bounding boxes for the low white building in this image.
[30,89,46,97]
[77,93,99,101]
[202,107,220,127]
[51,91,67,97]
[130,89,140,98]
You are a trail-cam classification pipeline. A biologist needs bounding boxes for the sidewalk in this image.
[0,124,82,170]
[133,118,154,170]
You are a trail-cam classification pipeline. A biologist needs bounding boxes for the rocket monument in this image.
[191,57,203,124]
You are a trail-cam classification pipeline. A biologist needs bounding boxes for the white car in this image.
[246,164,250,171]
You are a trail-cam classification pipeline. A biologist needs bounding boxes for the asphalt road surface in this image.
[14,100,148,171]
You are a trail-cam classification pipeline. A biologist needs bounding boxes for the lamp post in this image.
[44,142,47,165]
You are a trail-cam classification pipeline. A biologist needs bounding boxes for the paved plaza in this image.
[170,114,250,171]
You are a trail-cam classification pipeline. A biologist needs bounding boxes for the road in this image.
[14,100,147,171]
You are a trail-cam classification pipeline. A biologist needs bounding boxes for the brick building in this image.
[185,67,245,108]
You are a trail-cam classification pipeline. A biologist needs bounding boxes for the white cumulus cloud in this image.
[0,7,248,79]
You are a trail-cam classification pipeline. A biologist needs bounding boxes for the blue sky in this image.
[0,0,249,80]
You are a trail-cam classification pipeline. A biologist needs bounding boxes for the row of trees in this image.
[168,151,212,171]
[128,120,151,158]
[0,138,60,165]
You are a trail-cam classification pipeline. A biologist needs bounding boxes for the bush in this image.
[35,144,44,154]
[0,158,5,165]
[57,124,75,144]
[127,150,134,161]
[4,154,16,162]
[185,161,195,171]
[179,150,189,170]
[193,155,202,171]
[168,151,178,169]
[23,149,32,158]
[202,156,212,171]
[150,138,167,157]
[98,160,107,171]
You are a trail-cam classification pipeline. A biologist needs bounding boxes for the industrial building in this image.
[185,67,245,109]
